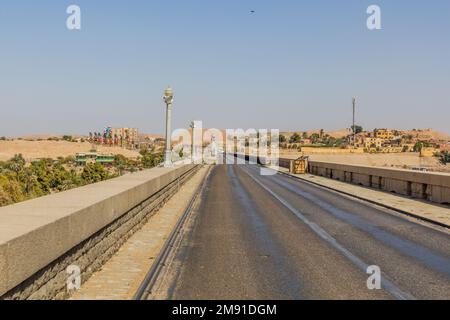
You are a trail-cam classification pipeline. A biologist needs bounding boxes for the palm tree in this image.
[7,154,26,175]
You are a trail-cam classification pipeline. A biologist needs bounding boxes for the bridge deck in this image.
[152,165,450,300]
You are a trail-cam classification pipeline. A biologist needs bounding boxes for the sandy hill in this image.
[18,134,87,141]
[401,129,450,141]
[281,129,350,139]
[0,140,140,162]
[139,133,164,140]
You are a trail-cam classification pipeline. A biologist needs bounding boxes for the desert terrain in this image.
[280,150,449,172]
[0,140,140,162]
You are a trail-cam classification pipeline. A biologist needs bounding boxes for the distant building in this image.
[364,137,383,150]
[110,128,139,148]
[374,129,394,140]
[89,127,139,149]
[379,147,403,153]
[300,138,312,145]
[76,153,115,166]
[347,132,367,148]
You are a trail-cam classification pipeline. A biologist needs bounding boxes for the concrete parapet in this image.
[299,147,365,154]
[0,164,196,299]
[307,161,450,205]
[233,153,450,205]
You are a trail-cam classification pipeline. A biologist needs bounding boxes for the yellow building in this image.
[347,133,367,148]
[380,147,403,153]
[374,129,394,140]
[364,137,383,149]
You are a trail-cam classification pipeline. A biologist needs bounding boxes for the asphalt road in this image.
[157,164,450,300]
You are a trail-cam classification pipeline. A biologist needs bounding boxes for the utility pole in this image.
[352,97,356,148]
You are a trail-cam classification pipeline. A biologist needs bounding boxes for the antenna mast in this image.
[352,97,356,148]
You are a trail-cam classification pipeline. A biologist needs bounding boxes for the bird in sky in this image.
[250,10,255,14]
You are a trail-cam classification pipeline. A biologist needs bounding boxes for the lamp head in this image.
[164,86,174,99]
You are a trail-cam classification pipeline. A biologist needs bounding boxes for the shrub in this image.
[81,163,109,184]
[440,151,450,165]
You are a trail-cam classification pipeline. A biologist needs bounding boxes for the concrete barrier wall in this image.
[233,153,450,205]
[278,158,292,170]
[0,164,196,299]
[307,161,450,205]
[299,147,365,154]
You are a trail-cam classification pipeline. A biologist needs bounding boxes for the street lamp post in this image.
[190,121,197,163]
[163,87,174,168]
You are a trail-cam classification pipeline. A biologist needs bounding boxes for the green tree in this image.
[30,159,54,194]
[140,152,154,169]
[81,163,109,184]
[0,151,171,208]
[351,125,363,134]
[439,151,450,165]
[310,133,320,144]
[289,133,301,143]
[6,154,26,175]
[18,168,41,197]
[114,154,129,174]
[335,138,344,147]
[0,175,24,205]
[413,142,424,152]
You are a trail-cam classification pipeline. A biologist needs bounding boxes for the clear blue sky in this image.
[0,0,449,136]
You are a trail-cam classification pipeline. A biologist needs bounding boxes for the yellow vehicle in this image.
[291,156,309,174]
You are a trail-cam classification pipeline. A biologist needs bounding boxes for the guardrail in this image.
[0,164,198,300]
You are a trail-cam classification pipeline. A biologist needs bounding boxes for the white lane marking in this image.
[240,166,416,300]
